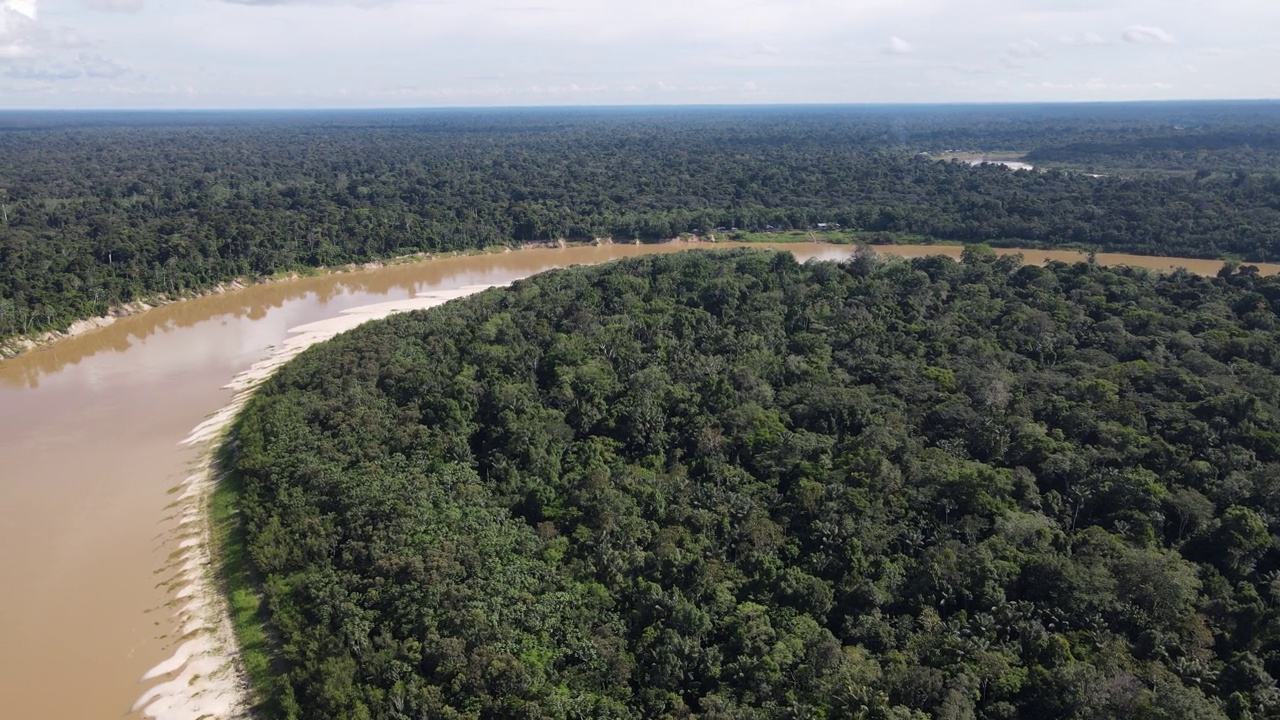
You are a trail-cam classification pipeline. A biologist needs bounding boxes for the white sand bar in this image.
[136,282,511,720]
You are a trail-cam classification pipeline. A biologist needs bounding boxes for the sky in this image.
[0,0,1275,109]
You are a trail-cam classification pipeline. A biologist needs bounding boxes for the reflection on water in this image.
[0,241,1268,719]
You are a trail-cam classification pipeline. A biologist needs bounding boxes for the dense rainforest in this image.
[227,249,1280,720]
[2,102,1280,348]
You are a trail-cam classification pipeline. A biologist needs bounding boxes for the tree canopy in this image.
[228,248,1280,720]
[4,103,1280,347]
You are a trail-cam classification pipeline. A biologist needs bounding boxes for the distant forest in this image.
[2,102,1280,345]
[226,249,1280,719]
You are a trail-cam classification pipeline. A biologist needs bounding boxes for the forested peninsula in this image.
[225,249,1280,720]
[3,102,1280,349]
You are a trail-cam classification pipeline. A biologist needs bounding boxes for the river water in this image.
[0,243,1274,719]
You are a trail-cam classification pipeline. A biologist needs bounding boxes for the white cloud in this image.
[1,0,1278,106]
[1035,78,1173,91]
[221,0,420,6]
[1,1,41,58]
[951,63,996,75]
[80,51,128,77]
[85,0,144,12]
[3,51,129,80]
[3,0,36,20]
[1122,25,1176,45]
[883,36,914,55]
[1060,31,1109,46]
[1006,39,1047,59]
[5,62,75,80]
[1,1,132,90]
[999,39,1047,70]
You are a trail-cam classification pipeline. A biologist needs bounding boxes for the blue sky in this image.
[0,0,1274,108]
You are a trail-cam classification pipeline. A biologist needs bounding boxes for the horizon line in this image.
[1,98,1278,113]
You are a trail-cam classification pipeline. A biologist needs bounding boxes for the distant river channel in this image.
[0,242,1275,719]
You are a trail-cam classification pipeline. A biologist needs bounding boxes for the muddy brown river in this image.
[0,243,1274,719]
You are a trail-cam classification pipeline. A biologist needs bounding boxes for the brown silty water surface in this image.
[0,243,1274,719]
[868,245,1279,276]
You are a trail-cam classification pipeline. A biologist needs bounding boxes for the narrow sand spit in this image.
[134,283,508,720]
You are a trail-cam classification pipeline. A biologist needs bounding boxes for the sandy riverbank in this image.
[0,247,515,362]
[0,243,864,720]
[0,282,247,361]
[931,151,1034,170]
[132,282,512,720]
[1,301,153,360]
[6,240,1271,719]
[6,237,1272,365]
